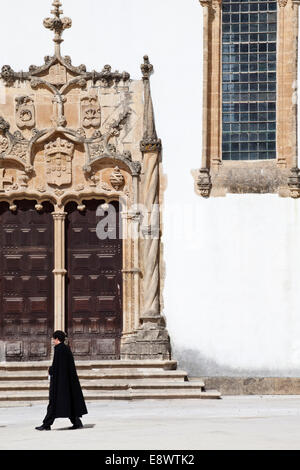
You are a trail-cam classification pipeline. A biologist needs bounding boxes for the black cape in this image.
[48,342,88,418]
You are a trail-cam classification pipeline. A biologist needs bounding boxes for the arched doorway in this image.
[0,200,54,361]
[65,199,123,360]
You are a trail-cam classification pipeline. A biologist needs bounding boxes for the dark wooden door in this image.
[66,200,123,360]
[0,200,54,361]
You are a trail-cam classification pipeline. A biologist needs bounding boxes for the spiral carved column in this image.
[141,151,160,319]
[120,56,171,360]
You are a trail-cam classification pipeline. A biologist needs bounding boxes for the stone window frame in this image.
[194,0,300,198]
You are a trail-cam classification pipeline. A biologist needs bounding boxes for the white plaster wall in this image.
[1,0,300,375]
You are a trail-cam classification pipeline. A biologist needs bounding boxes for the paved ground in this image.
[0,396,300,450]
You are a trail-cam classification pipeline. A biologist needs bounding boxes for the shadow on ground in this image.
[55,424,95,431]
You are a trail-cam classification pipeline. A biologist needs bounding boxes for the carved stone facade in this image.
[0,1,171,361]
[193,0,300,198]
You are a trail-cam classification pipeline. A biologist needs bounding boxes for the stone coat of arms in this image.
[45,137,74,187]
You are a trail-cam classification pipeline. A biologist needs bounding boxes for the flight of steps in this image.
[0,360,221,404]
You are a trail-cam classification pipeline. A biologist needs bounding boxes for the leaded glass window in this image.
[222,0,277,161]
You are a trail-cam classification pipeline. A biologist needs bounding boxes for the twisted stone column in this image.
[141,152,160,320]
[121,57,170,360]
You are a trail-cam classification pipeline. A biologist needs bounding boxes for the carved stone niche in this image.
[15,96,35,129]
[44,137,74,187]
[81,93,101,129]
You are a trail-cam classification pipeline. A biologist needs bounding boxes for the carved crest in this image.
[110,166,125,191]
[15,96,35,129]
[44,137,74,187]
[48,63,67,86]
[81,93,101,129]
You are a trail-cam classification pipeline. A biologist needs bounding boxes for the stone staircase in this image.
[0,360,221,403]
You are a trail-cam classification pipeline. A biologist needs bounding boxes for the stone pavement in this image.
[0,396,300,450]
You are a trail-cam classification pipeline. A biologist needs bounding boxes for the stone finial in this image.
[43,1,72,55]
[141,56,154,80]
[140,55,162,153]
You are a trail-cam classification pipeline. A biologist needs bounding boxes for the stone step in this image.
[0,388,221,401]
[0,361,221,401]
[0,369,188,382]
[0,380,206,391]
[0,360,178,371]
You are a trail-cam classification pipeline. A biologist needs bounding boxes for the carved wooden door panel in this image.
[0,200,54,361]
[66,200,123,360]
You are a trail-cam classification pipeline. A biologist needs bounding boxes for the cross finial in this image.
[43,1,72,56]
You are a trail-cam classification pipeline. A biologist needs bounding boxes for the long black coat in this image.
[48,342,88,418]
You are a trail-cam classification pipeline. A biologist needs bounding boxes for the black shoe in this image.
[68,419,83,430]
[35,425,51,431]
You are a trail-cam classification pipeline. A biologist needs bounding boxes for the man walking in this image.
[36,330,88,431]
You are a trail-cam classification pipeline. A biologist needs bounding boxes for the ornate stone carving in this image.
[110,166,125,191]
[43,1,72,49]
[199,0,222,13]
[48,63,67,86]
[199,0,210,6]
[140,56,161,154]
[278,0,288,7]
[0,117,10,156]
[94,65,130,88]
[197,168,212,198]
[0,136,9,154]
[88,174,99,187]
[18,171,29,188]
[35,203,43,212]
[1,65,16,86]
[81,93,101,129]
[288,167,300,198]
[89,142,105,158]
[140,138,162,153]
[108,110,131,138]
[0,169,13,192]
[9,203,17,212]
[10,132,28,162]
[99,181,113,192]
[141,55,153,80]
[15,96,35,129]
[0,117,10,133]
[54,188,65,196]
[82,109,141,177]
[44,137,74,187]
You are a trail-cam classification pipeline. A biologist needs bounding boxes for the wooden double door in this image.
[66,200,123,360]
[0,199,123,361]
[0,200,54,361]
